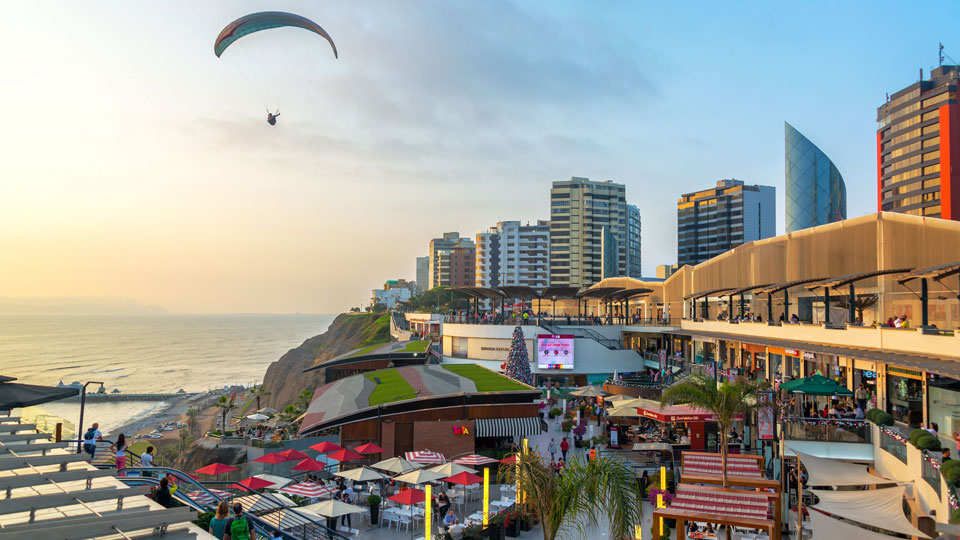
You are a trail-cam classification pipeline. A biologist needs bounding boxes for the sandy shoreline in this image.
[105,393,210,440]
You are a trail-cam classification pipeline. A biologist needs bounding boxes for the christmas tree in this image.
[504,326,534,386]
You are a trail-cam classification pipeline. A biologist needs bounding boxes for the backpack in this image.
[84,428,96,441]
[229,517,250,540]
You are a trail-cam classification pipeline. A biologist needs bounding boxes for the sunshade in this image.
[389,488,426,505]
[292,458,328,472]
[809,508,911,540]
[353,442,385,454]
[796,452,893,486]
[186,488,232,505]
[246,413,270,421]
[301,499,365,518]
[334,466,386,482]
[608,404,644,417]
[570,385,607,397]
[405,450,445,464]
[810,486,928,538]
[277,449,310,461]
[310,441,343,453]
[0,376,78,410]
[454,454,498,466]
[445,471,483,485]
[500,455,518,464]
[394,469,446,485]
[258,407,278,415]
[372,457,419,474]
[195,463,240,475]
[269,492,298,507]
[328,448,363,462]
[253,452,288,464]
[235,476,276,490]
[428,462,477,476]
[604,394,635,403]
[780,374,853,396]
[253,473,293,489]
[278,481,336,499]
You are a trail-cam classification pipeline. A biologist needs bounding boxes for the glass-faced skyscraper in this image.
[784,122,847,233]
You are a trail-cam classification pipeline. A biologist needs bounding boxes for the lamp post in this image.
[76,381,105,453]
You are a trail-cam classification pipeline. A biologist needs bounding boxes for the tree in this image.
[297,389,314,411]
[186,407,199,437]
[252,385,272,412]
[660,375,770,489]
[500,445,642,540]
[216,394,237,440]
[504,326,534,386]
[833,294,878,321]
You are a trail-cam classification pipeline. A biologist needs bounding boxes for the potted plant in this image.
[572,423,587,447]
[538,401,547,419]
[548,407,561,419]
[519,512,534,531]
[463,523,485,540]
[503,511,521,537]
[486,512,507,540]
[561,419,574,433]
[366,494,381,525]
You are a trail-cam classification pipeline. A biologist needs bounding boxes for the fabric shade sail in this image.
[0,377,78,410]
[809,508,914,540]
[796,452,893,486]
[810,486,928,538]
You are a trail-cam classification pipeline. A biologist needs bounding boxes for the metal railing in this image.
[783,418,871,444]
[921,452,942,496]
[540,323,622,350]
[880,428,908,463]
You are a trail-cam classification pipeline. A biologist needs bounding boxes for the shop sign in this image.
[862,370,877,379]
[802,352,815,360]
[452,426,470,435]
[784,349,800,357]
[887,366,924,380]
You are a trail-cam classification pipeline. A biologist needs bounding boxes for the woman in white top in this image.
[110,434,128,476]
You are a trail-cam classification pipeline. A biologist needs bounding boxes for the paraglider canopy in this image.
[214,11,338,59]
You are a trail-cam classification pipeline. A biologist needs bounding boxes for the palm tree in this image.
[297,389,313,411]
[833,294,878,322]
[252,384,271,412]
[215,394,237,439]
[660,375,770,488]
[500,445,642,540]
[186,407,199,437]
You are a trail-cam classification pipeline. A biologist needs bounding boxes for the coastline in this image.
[105,393,208,440]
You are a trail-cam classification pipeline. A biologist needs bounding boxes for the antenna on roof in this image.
[940,42,945,66]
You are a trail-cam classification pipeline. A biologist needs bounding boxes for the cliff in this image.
[261,313,392,409]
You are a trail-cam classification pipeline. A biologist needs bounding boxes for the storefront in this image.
[851,360,879,409]
[927,375,960,435]
[769,348,802,380]
[693,339,716,365]
[886,366,925,426]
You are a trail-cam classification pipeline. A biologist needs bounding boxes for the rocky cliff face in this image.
[261,313,391,409]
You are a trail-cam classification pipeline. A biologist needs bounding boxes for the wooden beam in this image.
[680,473,781,492]
[0,433,51,443]
[0,423,36,433]
[0,468,114,491]
[0,506,196,539]
[1,486,149,515]
[681,450,764,466]
[0,442,69,454]
[653,507,773,531]
[0,417,21,424]
[0,453,89,471]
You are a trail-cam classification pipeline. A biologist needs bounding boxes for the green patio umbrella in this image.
[781,374,852,396]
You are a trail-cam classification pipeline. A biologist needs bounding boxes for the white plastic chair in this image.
[398,513,413,532]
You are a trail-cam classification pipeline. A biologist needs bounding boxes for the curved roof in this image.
[898,261,960,284]
[497,286,540,299]
[450,287,505,299]
[541,286,581,299]
[608,288,653,301]
[806,268,912,290]
[578,287,624,299]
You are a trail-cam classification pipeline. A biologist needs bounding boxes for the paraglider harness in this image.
[267,110,280,125]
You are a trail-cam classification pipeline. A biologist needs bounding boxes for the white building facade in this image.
[475,220,550,288]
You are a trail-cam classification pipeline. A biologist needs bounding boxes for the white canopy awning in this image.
[809,508,914,540]
[796,451,892,486]
[811,486,929,538]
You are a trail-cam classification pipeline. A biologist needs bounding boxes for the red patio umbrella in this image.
[277,448,311,461]
[499,455,518,464]
[445,471,483,485]
[327,448,363,462]
[454,454,498,466]
[195,463,240,475]
[353,443,385,454]
[388,488,426,505]
[253,452,288,464]
[310,441,343,453]
[292,458,328,472]
[234,476,276,490]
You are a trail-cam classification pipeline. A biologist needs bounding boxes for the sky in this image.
[1,1,958,314]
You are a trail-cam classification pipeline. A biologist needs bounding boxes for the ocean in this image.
[0,314,335,435]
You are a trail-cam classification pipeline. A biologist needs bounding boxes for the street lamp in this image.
[76,381,105,453]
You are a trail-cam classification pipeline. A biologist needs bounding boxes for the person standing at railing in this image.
[82,423,102,459]
[110,434,128,476]
[140,446,155,477]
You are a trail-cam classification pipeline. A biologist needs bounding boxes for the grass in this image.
[399,340,430,353]
[364,369,417,405]
[347,343,388,358]
[442,364,532,392]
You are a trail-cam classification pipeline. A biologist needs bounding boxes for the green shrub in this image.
[916,434,942,451]
[366,494,381,506]
[561,420,574,432]
[866,408,885,422]
[909,429,930,446]
[651,523,671,540]
[952,508,960,524]
[874,412,894,426]
[941,460,960,485]
[549,407,562,417]
[193,511,214,530]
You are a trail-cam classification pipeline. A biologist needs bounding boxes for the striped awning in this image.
[475,417,542,438]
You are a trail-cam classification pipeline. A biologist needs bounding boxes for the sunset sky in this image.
[1,1,957,314]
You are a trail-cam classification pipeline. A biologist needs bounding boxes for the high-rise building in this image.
[677,179,776,266]
[784,122,847,233]
[549,177,629,288]
[415,256,429,293]
[428,232,476,289]
[475,221,550,288]
[877,65,960,219]
[626,204,642,278]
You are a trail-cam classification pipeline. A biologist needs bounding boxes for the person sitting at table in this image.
[443,509,459,527]
[705,523,715,534]
[437,491,451,517]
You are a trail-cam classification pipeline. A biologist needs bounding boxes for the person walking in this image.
[855,383,869,412]
[209,501,230,539]
[547,438,557,460]
[224,502,252,540]
[110,434,128,476]
[82,422,102,459]
[340,487,354,528]
[560,437,569,460]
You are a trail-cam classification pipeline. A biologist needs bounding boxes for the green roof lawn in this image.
[365,369,417,405]
[399,340,430,353]
[442,364,531,392]
[347,342,388,358]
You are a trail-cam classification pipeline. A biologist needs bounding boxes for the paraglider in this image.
[214,12,338,124]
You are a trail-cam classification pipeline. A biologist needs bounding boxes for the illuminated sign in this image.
[452,426,470,435]
[537,334,575,370]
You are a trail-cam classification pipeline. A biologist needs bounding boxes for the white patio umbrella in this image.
[334,466,387,483]
[301,499,365,518]
[607,404,645,418]
[252,473,293,489]
[246,413,270,421]
[427,462,477,476]
[570,385,607,398]
[394,469,446,485]
[372,457,419,474]
[604,394,633,403]
[258,407,278,415]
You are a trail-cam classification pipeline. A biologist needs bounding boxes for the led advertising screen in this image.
[537,334,575,370]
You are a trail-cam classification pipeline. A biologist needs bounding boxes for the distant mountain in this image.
[0,297,168,316]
